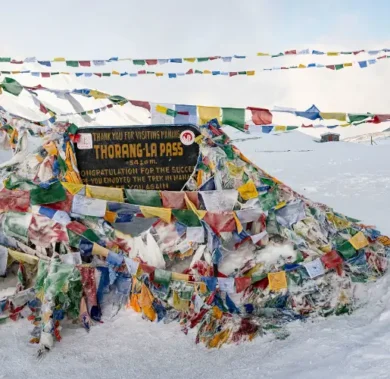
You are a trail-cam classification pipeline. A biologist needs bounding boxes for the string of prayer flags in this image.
[1,48,389,68]
[2,55,389,80]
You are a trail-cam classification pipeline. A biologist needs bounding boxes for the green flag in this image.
[348,114,370,123]
[30,181,67,205]
[133,60,146,65]
[335,64,344,70]
[3,212,32,243]
[154,269,172,286]
[0,57,11,62]
[172,209,201,227]
[125,189,162,207]
[222,107,245,130]
[109,95,127,104]
[1,77,23,96]
[337,241,356,260]
[66,60,79,67]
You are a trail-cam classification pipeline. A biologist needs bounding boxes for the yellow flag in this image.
[327,213,350,229]
[237,180,258,200]
[274,125,287,132]
[156,72,164,77]
[197,170,203,187]
[198,106,221,124]
[275,201,287,210]
[257,52,270,56]
[171,272,190,281]
[8,249,39,265]
[86,185,124,202]
[173,291,189,311]
[140,206,171,223]
[104,211,117,223]
[344,62,353,67]
[61,182,85,195]
[349,231,369,250]
[156,104,168,114]
[92,243,109,257]
[112,70,120,75]
[195,134,204,144]
[184,194,206,219]
[246,70,255,76]
[43,141,58,156]
[327,52,339,56]
[227,162,244,177]
[203,70,212,74]
[268,271,288,291]
[139,284,154,308]
[60,72,70,75]
[298,64,306,68]
[378,235,390,246]
[89,90,109,99]
[320,112,347,121]
[184,58,196,62]
[54,57,66,62]
[233,212,243,233]
[340,123,350,127]
[12,71,21,74]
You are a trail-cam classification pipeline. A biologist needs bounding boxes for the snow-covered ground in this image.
[2,130,390,378]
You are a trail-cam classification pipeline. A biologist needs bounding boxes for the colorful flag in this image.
[198,106,221,125]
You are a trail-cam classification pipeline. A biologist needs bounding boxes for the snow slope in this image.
[2,130,390,379]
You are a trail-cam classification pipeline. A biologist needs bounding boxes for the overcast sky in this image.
[2,0,390,134]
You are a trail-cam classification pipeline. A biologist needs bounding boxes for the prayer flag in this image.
[247,107,272,125]
[222,107,246,130]
[198,106,221,125]
[268,271,287,291]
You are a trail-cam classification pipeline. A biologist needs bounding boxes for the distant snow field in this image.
[2,129,390,379]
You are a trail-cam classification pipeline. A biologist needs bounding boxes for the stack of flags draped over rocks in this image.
[0,119,389,354]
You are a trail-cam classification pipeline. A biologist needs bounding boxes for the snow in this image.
[3,127,390,378]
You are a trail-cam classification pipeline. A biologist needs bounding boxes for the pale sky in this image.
[2,0,390,137]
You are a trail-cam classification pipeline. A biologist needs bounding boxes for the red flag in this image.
[67,221,88,235]
[186,69,194,75]
[146,59,158,65]
[235,277,251,293]
[326,65,335,70]
[229,72,238,77]
[94,73,102,77]
[140,263,155,274]
[0,189,30,212]
[45,192,73,213]
[11,59,23,64]
[138,70,146,75]
[321,250,343,269]
[203,212,236,234]
[39,103,48,114]
[41,72,51,78]
[301,124,314,128]
[370,114,390,123]
[79,61,91,67]
[129,100,151,111]
[285,50,297,55]
[247,107,272,125]
[353,50,364,55]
